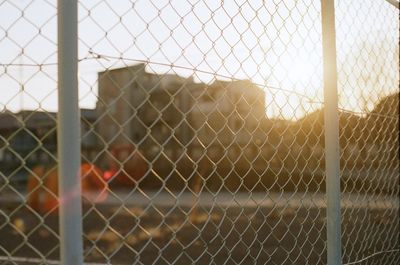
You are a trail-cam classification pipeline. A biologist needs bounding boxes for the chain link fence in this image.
[0,0,398,264]
[335,1,399,264]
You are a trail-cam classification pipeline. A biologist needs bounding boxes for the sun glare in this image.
[267,52,322,120]
[289,61,315,85]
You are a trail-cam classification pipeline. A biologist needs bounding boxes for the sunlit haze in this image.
[0,0,398,119]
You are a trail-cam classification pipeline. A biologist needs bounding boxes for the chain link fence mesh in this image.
[335,1,399,264]
[0,0,398,264]
[0,0,60,263]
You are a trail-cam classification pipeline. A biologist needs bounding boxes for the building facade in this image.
[96,64,269,182]
[0,109,98,185]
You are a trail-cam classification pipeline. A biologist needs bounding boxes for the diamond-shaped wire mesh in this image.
[335,1,399,264]
[0,0,398,265]
[0,0,60,264]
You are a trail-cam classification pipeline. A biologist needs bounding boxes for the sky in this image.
[0,0,398,120]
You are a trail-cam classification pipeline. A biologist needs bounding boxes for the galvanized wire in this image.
[0,0,398,265]
[335,0,399,264]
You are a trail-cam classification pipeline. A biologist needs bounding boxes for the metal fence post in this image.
[58,1,83,265]
[321,1,342,265]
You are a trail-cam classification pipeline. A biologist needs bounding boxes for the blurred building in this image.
[96,64,268,176]
[1,63,395,192]
[96,64,398,191]
[0,111,57,169]
[0,109,98,184]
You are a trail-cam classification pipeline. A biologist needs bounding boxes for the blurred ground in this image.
[0,191,398,265]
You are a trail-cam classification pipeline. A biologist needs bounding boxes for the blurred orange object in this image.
[26,163,108,214]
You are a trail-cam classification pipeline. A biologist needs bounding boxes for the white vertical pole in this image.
[321,1,342,265]
[58,1,83,265]
[384,0,399,9]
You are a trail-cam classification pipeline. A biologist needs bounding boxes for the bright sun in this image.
[268,54,322,120]
[289,61,316,85]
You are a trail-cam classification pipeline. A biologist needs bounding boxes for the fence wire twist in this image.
[0,0,398,265]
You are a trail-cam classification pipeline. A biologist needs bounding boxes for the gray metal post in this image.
[321,1,342,265]
[57,1,83,264]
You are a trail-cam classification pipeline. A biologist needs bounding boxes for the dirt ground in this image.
[0,196,399,265]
